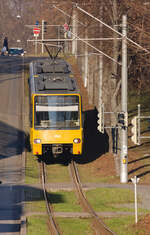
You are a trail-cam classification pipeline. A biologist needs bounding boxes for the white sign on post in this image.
[33,27,40,37]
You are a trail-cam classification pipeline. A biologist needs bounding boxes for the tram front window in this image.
[34,95,80,129]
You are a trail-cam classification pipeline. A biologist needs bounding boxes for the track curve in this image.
[69,159,116,235]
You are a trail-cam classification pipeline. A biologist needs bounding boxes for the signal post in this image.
[33,26,40,55]
[120,15,128,183]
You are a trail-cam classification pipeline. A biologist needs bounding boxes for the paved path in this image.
[0,56,24,235]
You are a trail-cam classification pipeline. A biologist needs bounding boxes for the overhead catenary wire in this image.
[53,5,121,65]
[53,5,86,27]
[68,4,73,27]
[70,31,121,65]
[75,4,150,54]
[28,38,122,41]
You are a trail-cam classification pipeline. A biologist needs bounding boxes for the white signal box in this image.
[97,111,104,133]
[131,116,138,145]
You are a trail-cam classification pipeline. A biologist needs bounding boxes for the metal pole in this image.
[35,36,38,55]
[131,176,140,223]
[120,15,128,183]
[42,20,44,54]
[72,8,77,58]
[98,4,103,117]
[99,55,103,105]
[138,104,141,145]
[58,26,60,47]
[84,28,88,88]
[134,177,138,223]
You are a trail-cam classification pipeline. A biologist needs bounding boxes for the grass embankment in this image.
[24,59,150,235]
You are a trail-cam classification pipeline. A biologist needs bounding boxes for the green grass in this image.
[48,191,82,212]
[25,152,39,184]
[78,165,120,183]
[104,216,144,235]
[27,216,93,235]
[25,200,46,213]
[56,218,93,235]
[86,188,150,214]
[46,164,71,183]
[27,216,144,235]
[86,188,134,212]
[27,215,49,235]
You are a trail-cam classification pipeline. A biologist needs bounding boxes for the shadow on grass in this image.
[24,185,64,204]
[129,155,150,164]
[128,156,150,181]
[128,170,150,182]
[75,108,109,164]
[128,141,150,150]
[128,164,150,175]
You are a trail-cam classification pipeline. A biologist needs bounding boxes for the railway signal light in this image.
[131,116,138,144]
[148,119,150,130]
[118,113,125,125]
[118,112,128,129]
[124,112,128,127]
[97,112,104,133]
[44,21,47,32]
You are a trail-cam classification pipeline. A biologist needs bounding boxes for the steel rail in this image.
[69,160,116,235]
[40,161,61,235]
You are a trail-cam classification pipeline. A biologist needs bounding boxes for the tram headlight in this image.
[73,138,81,144]
[34,139,41,144]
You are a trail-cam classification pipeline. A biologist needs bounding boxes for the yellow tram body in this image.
[30,127,83,155]
[29,58,83,157]
[30,94,83,156]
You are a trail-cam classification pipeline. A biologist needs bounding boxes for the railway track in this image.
[38,157,116,235]
[69,159,116,235]
[39,161,62,235]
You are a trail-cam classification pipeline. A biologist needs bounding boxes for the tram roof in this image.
[30,58,80,94]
